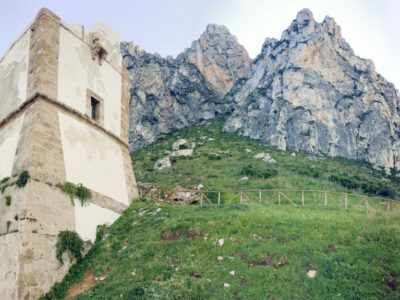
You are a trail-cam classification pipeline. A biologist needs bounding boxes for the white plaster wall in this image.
[87,21,122,72]
[0,31,29,121]
[0,114,24,179]
[0,234,22,299]
[58,27,122,136]
[75,201,120,242]
[58,112,129,204]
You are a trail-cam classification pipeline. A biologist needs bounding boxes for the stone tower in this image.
[0,8,138,299]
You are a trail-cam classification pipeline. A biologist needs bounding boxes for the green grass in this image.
[43,201,400,299]
[131,117,400,200]
[42,117,400,299]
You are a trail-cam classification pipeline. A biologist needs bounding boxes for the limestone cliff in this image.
[121,25,251,150]
[181,24,251,97]
[224,9,400,171]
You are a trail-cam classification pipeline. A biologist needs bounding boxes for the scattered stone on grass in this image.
[307,269,317,278]
[154,157,171,170]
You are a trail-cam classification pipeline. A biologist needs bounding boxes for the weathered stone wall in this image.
[58,111,130,205]
[0,8,138,299]
[0,114,24,179]
[0,28,30,121]
[57,23,123,137]
[0,182,74,299]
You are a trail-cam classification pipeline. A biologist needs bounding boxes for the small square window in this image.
[86,89,104,125]
[91,97,100,120]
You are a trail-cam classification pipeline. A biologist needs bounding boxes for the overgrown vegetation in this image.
[42,202,400,299]
[16,170,30,188]
[0,177,9,184]
[131,117,400,200]
[56,182,92,206]
[242,163,278,179]
[95,224,107,241]
[42,117,400,299]
[56,230,84,265]
[5,195,11,206]
[0,174,17,194]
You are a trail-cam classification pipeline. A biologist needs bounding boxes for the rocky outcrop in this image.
[224,9,400,171]
[121,25,251,150]
[181,24,251,97]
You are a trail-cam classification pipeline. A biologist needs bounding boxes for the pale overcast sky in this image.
[0,0,399,88]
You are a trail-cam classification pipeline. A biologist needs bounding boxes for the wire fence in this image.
[138,185,400,213]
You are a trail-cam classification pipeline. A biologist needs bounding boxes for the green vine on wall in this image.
[5,196,11,206]
[56,230,84,265]
[56,182,92,206]
[16,171,30,188]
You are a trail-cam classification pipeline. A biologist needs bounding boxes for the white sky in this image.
[0,0,399,89]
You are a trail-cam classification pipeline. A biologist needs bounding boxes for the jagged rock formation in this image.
[121,25,251,150]
[224,9,400,170]
[181,24,251,97]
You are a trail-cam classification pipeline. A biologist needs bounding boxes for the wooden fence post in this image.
[240,191,243,204]
[324,192,327,207]
[301,191,305,206]
[387,200,390,211]
[345,194,348,209]
[218,192,221,205]
[200,193,203,206]
[365,197,368,212]
[259,191,262,203]
[278,191,281,205]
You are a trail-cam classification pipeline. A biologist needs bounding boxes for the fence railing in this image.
[138,185,400,212]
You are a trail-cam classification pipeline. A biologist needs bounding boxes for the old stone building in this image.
[0,8,138,299]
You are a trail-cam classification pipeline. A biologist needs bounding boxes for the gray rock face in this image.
[224,9,400,171]
[121,25,251,150]
[180,24,251,97]
[154,157,171,170]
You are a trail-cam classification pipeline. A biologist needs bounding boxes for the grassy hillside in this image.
[43,202,400,299]
[132,117,400,200]
[42,117,400,299]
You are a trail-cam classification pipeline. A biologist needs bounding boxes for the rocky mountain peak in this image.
[182,24,251,97]
[121,23,250,150]
[204,24,230,35]
[322,16,342,39]
[224,8,400,171]
[296,8,314,23]
[121,41,146,61]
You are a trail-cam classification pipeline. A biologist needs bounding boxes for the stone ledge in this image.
[0,92,130,150]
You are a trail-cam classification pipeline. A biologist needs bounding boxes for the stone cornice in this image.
[0,92,130,150]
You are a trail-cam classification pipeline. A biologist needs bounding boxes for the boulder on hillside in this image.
[254,152,270,159]
[254,152,276,163]
[171,149,193,157]
[172,139,188,151]
[154,157,172,170]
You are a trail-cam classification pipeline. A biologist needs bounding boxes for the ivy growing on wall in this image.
[16,171,30,188]
[5,196,11,206]
[56,182,92,206]
[56,230,84,265]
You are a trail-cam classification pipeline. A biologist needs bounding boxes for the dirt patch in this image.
[324,244,336,253]
[385,274,399,291]
[66,268,96,300]
[170,258,178,266]
[277,235,301,244]
[189,271,203,282]
[161,229,202,242]
[241,253,289,269]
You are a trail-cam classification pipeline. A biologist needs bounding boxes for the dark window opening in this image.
[91,97,100,120]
